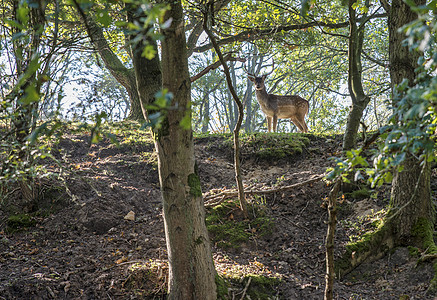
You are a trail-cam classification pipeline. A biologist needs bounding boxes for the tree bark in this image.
[337,0,433,278]
[342,0,370,150]
[387,0,431,248]
[325,181,341,300]
[152,1,217,298]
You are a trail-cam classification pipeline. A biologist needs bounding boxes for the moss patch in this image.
[412,217,437,253]
[346,187,371,200]
[427,261,437,295]
[336,224,392,275]
[216,274,229,299]
[188,173,202,197]
[6,214,37,233]
[206,199,274,249]
[195,132,310,163]
[232,133,310,161]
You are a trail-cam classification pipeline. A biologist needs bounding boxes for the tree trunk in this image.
[202,96,210,133]
[203,9,249,219]
[343,0,370,150]
[390,156,432,246]
[79,12,158,121]
[155,1,217,298]
[11,0,47,208]
[388,0,432,248]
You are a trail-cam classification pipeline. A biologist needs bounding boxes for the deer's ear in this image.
[262,74,268,80]
[248,75,255,82]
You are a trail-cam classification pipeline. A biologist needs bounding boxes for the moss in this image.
[6,214,37,233]
[427,261,437,295]
[346,188,371,200]
[206,200,274,249]
[188,173,202,197]
[407,246,420,257]
[220,133,309,161]
[412,217,437,253]
[215,274,229,299]
[243,275,281,300]
[336,225,391,275]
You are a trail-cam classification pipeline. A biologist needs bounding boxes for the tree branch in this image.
[190,53,246,82]
[193,14,386,53]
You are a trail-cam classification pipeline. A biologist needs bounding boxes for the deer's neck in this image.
[255,88,269,101]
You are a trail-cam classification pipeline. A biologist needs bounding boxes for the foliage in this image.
[188,0,390,134]
[326,0,436,185]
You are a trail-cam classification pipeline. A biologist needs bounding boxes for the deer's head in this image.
[248,75,268,90]
[244,60,274,91]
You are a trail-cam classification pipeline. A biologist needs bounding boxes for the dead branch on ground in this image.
[204,174,325,207]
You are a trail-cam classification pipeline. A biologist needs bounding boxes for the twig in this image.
[324,180,341,300]
[240,277,252,300]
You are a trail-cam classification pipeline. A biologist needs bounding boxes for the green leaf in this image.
[179,112,191,130]
[142,44,157,60]
[96,9,112,27]
[21,85,40,105]
[5,19,24,30]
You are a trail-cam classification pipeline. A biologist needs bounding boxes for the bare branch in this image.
[204,174,325,206]
[190,53,245,82]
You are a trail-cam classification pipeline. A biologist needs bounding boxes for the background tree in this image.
[333,0,436,277]
[342,0,371,150]
[2,0,49,208]
[75,3,156,121]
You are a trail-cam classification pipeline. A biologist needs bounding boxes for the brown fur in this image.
[248,75,309,133]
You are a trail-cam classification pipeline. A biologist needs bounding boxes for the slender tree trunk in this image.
[343,0,370,150]
[11,0,47,208]
[78,12,161,121]
[202,96,210,133]
[325,181,341,300]
[203,9,249,219]
[152,1,217,298]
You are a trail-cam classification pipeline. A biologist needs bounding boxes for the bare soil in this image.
[1,130,436,299]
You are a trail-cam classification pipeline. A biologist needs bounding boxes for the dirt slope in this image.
[0,130,436,299]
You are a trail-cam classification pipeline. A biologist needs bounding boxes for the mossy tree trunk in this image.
[387,0,433,250]
[389,157,433,246]
[339,0,434,275]
[130,1,217,298]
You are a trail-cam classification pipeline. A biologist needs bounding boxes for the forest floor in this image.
[1,122,436,299]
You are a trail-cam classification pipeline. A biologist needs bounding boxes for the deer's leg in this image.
[272,115,278,132]
[302,119,308,133]
[290,117,304,132]
[266,116,272,132]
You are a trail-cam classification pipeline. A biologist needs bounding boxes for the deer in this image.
[245,62,309,133]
